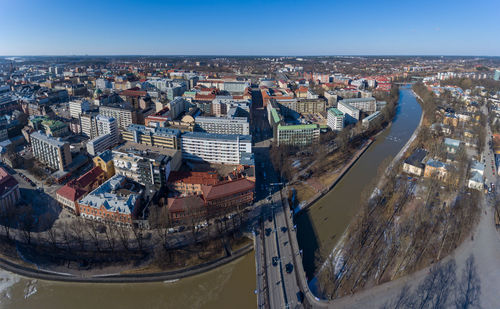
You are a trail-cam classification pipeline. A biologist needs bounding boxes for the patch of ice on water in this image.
[0,270,21,301]
[24,279,37,299]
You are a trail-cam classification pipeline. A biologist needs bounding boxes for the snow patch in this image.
[0,270,20,301]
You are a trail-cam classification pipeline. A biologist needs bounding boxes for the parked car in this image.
[285,263,293,273]
[272,256,279,267]
[265,228,272,237]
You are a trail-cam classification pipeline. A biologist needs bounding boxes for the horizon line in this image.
[2,54,500,58]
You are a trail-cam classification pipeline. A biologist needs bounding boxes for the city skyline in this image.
[1,0,500,56]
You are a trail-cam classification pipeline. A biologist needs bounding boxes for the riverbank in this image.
[295,138,374,214]
[315,83,484,301]
[0,243,253,283]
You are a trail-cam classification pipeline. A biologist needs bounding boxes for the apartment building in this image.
[340,97,377,113]
[362,111,382,128]
[96,115,119,145]
[278,98,326,115]
[337,101,360,124]
[80,112,99,139]
[180,132,252,165]
[87,133,112,156]
[327,108,345,131]
[122,124,180,149]
[30,131,72,171]
[69,99,90,119]
[276,124,320,147]
[99,104,137,129]
[194,115,250,135]
[112,143,181,189]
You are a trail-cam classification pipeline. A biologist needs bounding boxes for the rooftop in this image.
[328,108,344,117]
[404,148,428,167]
[277,124,319,131]
[0,167,18,197]
[30,131,67,147]
[444,138,461,148]
[338,101,360,113]
[201,178,255,201]
[78,174,140,215]
[126,124,181,138]
[181,131,252,142]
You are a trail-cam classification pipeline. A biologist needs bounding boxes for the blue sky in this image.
[0,0,499,56]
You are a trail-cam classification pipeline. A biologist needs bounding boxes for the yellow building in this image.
[93,150,115,179]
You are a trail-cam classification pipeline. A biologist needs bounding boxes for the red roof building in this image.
[167,195,205,225]
[0,167,20,209]
[167,171,220,196]
[201,178,255,216]
[56,165,108,214]
[56,180,87,214]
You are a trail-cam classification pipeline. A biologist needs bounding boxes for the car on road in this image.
[296,291,304,303]
[272,256,279,266]
[281,226,287,233]
[268,216,272,222]
[285,263,293,273]
[265,228,272,236]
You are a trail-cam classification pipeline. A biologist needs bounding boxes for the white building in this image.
[340,97,377,113]
[96,115,119,146]
[96,78,113,90]
[69,100,90,119]
[180,132,252,165]
[337,101,360,124]
[80,112,99,139]
[87,133,113,156]
[30,131,72,171]
[327,108,344,131]
[195,109,249,135]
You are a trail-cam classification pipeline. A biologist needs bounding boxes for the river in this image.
[0,86,420,308]
[295,85,422,280]
[0,253,256,309]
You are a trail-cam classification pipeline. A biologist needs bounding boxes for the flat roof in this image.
[116,141,180,157]
[277,124,319,131]
[271,108,281,123]
[30,131,67,147]
[341,97,376,103]
[182,131,252,142]
[126,124,181,137]
[338,101,359,113]
[328,108,343,117]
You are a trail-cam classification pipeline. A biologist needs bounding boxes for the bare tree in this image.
[381,284,412,309]
[117,225,131,251]
[18,205,36,245]
[85,220,101,252]
[455,255,481,309]
[0,204,17,240]
[60,223,72,251]
[70,218,86,251]
[132,226,146,251]
[46,226,59,250]
[103,222,117,252]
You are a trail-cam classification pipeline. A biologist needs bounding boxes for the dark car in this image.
[265,228,272,236]
[281,226,287,233]
[285,263,293,273]
[296,291,304,303]
[268,216,272,222]
[272,256,279,267]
